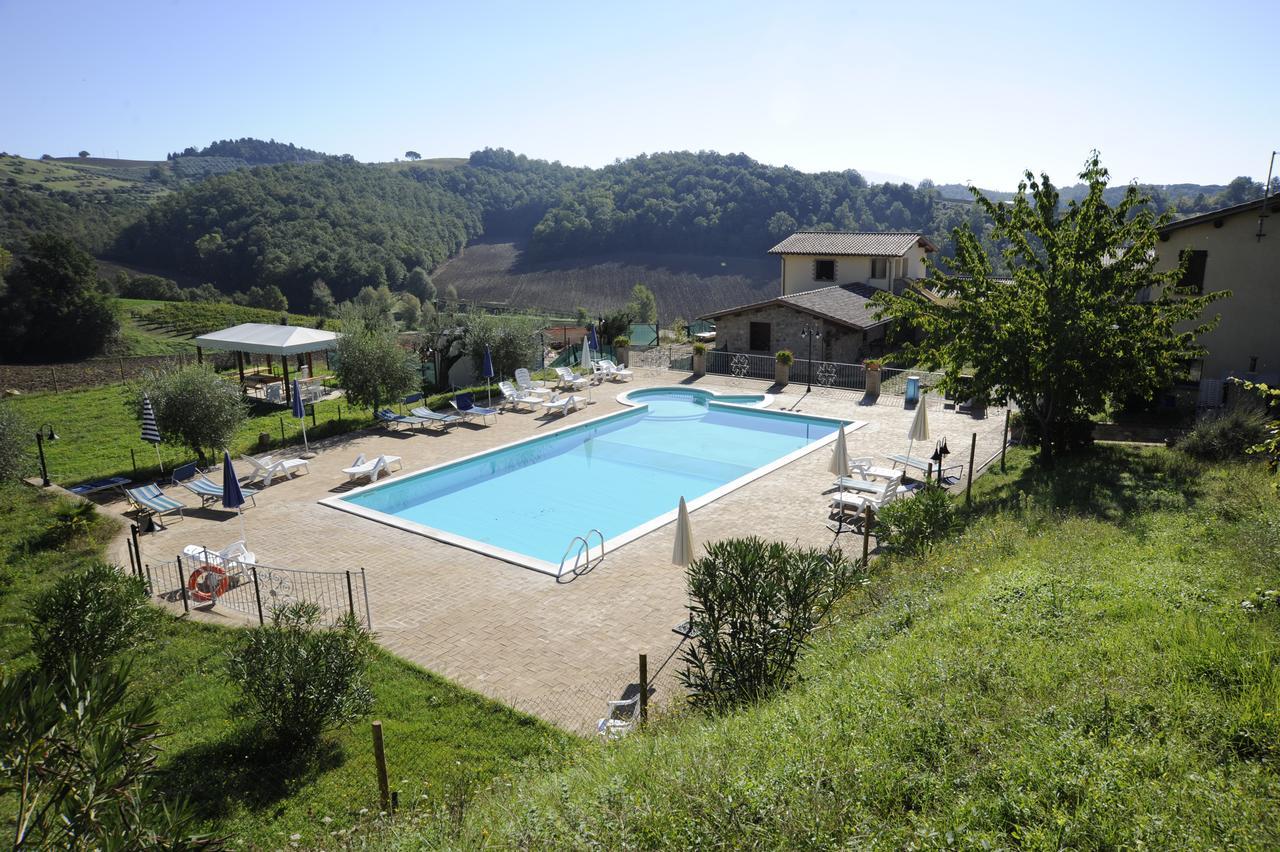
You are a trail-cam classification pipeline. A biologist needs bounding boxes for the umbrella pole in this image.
[237,506,247,547]
[154,443,164,473]
[300,418,310,454]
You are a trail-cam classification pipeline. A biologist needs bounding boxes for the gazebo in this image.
[192,323,340,406]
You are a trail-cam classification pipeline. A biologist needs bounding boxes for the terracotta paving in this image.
[101,373,1007,733]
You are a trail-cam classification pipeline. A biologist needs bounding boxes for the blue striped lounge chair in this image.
[172,463,258,509]
[125,484,186,526]
[409,407,463,430]
[448,392,498,425]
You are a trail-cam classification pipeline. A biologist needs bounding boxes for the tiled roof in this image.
[699,283,888,330]
[767,231,938,256]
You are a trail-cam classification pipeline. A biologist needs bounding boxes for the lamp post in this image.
[35,423,57,487]
[800,323,822,393]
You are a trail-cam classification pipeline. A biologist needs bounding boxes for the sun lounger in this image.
[182,539,256,571]
[342,453,403,482]
[829,490,897,517]
[597,359,633,382]
[846,458,904,486]
[242,454,309,485]
[888,453,963,480]
[172,463,258,508]
[555,367,591,391]
[514,368,552,398]
[407,407,463,430]
[68,476,132,497]
[449,392,499,425]
[833,476,896,499]
[125,484,185,527]
[541,392,586,416]
[499,381,541,410]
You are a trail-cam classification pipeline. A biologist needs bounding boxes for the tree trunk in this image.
[1039,428,1054,469]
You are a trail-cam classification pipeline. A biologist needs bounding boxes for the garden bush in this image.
[28,561,157,677]
[1177,398,1270,461]
[876,485,957,555]
[227,602,374,751]
[680,538,862,711]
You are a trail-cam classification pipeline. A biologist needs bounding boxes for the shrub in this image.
[0,658,209,849]
[28,561,157,677]
[1177,398,1270,461]
[775,349,794,366]
[692,341,708,355]
[680,538,862,711]
[0,402,29,483]
[135,365,247,466]
[613,335,630,348]
[876,485,957,555]
[228,602,374,750]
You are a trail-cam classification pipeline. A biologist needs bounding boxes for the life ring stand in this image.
[187,562,229,602]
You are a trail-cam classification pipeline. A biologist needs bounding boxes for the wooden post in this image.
[862,505,873,563]
[371,721,391,811]
[196,346,203,365]
[1001,409,1010,473]
[638,653,648,726]
[310,405,317,427]
[282,356,291,406]
[966,432,977,507]
[278,417,286,442]
[306,352,314,377]
[926,462,933,484]
[130,448,138,472]
[236,351,245,384]
[119,356,126,382]
[51,366,58,393]
[130,524,142,578]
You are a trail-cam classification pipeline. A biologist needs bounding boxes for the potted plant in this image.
[774,350,794,386]
[613,335,631,367]
[864,359,882,395]
[692,341,707,377]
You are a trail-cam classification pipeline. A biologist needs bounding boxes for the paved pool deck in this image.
[100,372,1007,733]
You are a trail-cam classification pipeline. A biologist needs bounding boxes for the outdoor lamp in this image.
[800,323,822,392]
[35,423,58,487]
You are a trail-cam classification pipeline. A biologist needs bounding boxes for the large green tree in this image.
[874,153,1226,467]
[136,365,248,465]
[0,233,118,362]
[334,303,416,412]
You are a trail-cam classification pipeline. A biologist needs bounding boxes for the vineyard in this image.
[434,241,779,320]
[133,301,338,338]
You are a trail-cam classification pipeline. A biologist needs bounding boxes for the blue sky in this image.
[2,0,1276,189]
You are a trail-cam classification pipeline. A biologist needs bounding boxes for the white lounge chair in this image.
[343,453,403,482]
[832,476,896,500]
[845,457,904,487]
[514,368,552,398]
[555,366,591,391]
[597,359,633,382]
[242,454,309,485]
[182,539,256,571]
[541,392,585,416]
[499,380,541,411]
[888,453,963,480]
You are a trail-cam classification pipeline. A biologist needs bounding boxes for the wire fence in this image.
[0,353,200,394]
[695,350,948,396]
[140,552,373,629]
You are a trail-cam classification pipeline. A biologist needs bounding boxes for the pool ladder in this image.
[558,529,605,577]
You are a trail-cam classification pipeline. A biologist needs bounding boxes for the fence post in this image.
[310,405,317,427]
[371,721,391,811]
[175,555,190,613]
[361,567,372,629]
[638,653,648,726]
[119,356,126,382]
[250,565,265,625]
[51,366,59,393]
[131,448,138,473]
[926,462,933,483]
[1001,409,1010,473]
[345,570,355,618]
[965,432,977,506]
[278,417,286,442]
[862,505,873,563]
[130,524,142,577]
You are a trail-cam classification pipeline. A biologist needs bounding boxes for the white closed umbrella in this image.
[906,392,930,462]
[829,427,850,477]
[672,496,694,568]
[580,336,593,402]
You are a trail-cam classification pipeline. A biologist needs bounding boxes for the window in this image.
[870,257,888,279]
[748,321,771,351]
[814,259,836,281]
[1178,249,1207,294]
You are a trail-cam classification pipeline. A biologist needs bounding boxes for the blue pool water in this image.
[331,389,844,573]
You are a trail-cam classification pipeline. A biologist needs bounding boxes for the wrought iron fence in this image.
[143,553,372,628]
[694,350,949,396]
[705,350,774,382]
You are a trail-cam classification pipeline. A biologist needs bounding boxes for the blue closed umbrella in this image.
[482,345,495,407]
[588,325,600,353]
[222,449,248,544]
[291,379,310,454]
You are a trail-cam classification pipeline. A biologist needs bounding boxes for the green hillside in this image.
[389,447,1280,849]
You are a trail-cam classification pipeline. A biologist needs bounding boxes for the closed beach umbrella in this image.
[672,496,694,568]
[906,392,930,464]
[580,335,593,402]
[221,449,248,545]
[140,393,164,472]
[829,426,850,477]
[482,345,495,407]
[588,325,600,354]
[291,379,310,455]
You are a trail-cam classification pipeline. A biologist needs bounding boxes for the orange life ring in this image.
[187,562,229,602]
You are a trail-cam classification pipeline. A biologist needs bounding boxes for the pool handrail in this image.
[558,528,605,577]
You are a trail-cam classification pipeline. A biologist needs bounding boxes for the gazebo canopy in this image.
[192,323,340,356]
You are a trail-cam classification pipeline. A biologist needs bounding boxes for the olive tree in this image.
[334,303,416,413]
[135,365,247,466]
[874,153,1226,467]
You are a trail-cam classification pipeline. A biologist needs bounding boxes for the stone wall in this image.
[712,305,882,364]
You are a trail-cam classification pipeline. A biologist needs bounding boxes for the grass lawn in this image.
[383,445,1280,848]
[0,485,575,848]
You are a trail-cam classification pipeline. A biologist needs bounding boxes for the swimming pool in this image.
[323,387,857,576]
